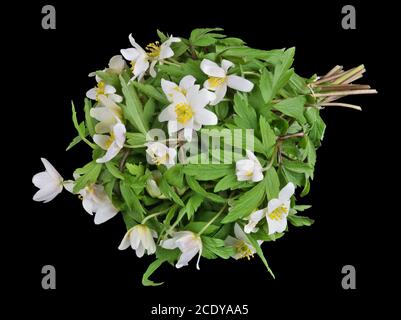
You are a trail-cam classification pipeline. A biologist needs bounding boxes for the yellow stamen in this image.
[208,76,226,88]
[268,205,288,221]
[95,81,106,100]
[130,60,136,72]
[174,86,187,95]
[154,153,168,165]
[235,241,254,260]
[105,132,115,149]
[175,103,193,124]
[146,41,161,58]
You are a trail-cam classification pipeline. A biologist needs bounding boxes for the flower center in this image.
[268,205,288,221]
[105,132,115,149]
[175,103,194,124]
[174,86,187,95]
[146,41,161,58]
[208,76,226,88]
[95,81,106,100]
[130,60,136,72]
[235,241,254,260]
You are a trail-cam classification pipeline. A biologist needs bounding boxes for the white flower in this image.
[121,34,180,81]
[93,121,126,163]
[161,75,198,102]
[201,59,254,105]
[32,158,64,203]
[105,55,126,74]
[86,77,122,103]
[159,80,217,141]
[64,177,119,225]
[90,94,123,134]
[146,171,167,199]
[118,224,157,257]
[161,231,203,269]
[236,150,263,182]
[244,182,295,234]
[145,142,177,168]
[225,223,262,260]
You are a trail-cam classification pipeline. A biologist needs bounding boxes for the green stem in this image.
[198,203,227,236]
[142,209,169,225]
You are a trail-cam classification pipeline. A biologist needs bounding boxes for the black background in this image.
[6,0,396,318]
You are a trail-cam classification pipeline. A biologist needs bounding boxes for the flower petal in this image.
[176,247,199,269]
[226,75,254,92]
[120,48,139,61]
[210,84,227,106]
[179,75,196,90]
[221,59,234,72]
[93,134,110,150]
[118,229,132,250]
[200,59,225,77]
[86,88,97,100]
[279,182,295,202]
[194,108,218,126]
[266,215,287,235]
[94,204,118,224]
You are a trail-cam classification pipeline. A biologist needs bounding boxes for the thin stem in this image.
[333,64,365,84]
[313,89,377,97]
[142,210,169,225]
[163,60,180,67]
[278,132,305,140]
[242,71,261,77]
[320,102,362,111]
[119,149,130,171]
[262,147,277,171]
[124,144,145,149]
[198,203,227,236]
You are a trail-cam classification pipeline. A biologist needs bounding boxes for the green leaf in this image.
[71,101,96,149]
[185,175,225,204]
[288,214,314,227]
[305,107,326,145]
[282,159,313,177]
[273,96,306,124]
[142,259,164,286]
[143,98,156,127]
[189,28,224,46]
[73,162,102,193]
[84,98,95,136]
[259,115,277,156]
[221,47,276,61]
[264,167,280,200]
[186,222,218,235]
[159,177,185,207]
[165,165,184,188]
[125,163,145,176]
[183,164,233,181]
[259,68,273,103]
[95,71,120,88]
[294,204,312,212]
[126,132,146,147]
[214,173,239,192]
[233,93,257,129]
[119,75,148,134]
[245,232,275,278]
[105,161,124,180]
[119,181,145,217]
[66,134,83,151]
[185,194,204,219]
[201,236,235,259]
[131,81,169,104]
[221,181,265,223]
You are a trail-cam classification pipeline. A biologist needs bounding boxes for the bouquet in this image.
[32,28,376,285]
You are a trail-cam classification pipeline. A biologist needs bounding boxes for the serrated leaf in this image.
[201,236,235,259]
[259,115,277,156]
[185,193,204,219]
[183,164,232,181]
[159,177,185,207]
[73,162,102,193]
[265,167,280,200]
[273,96,306,124]
[185,175,225,203]
[131,81,169,104]
[105,161,124,180]
[221,180,265,223]
[119,75,148,134]
[288,214,314,227]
